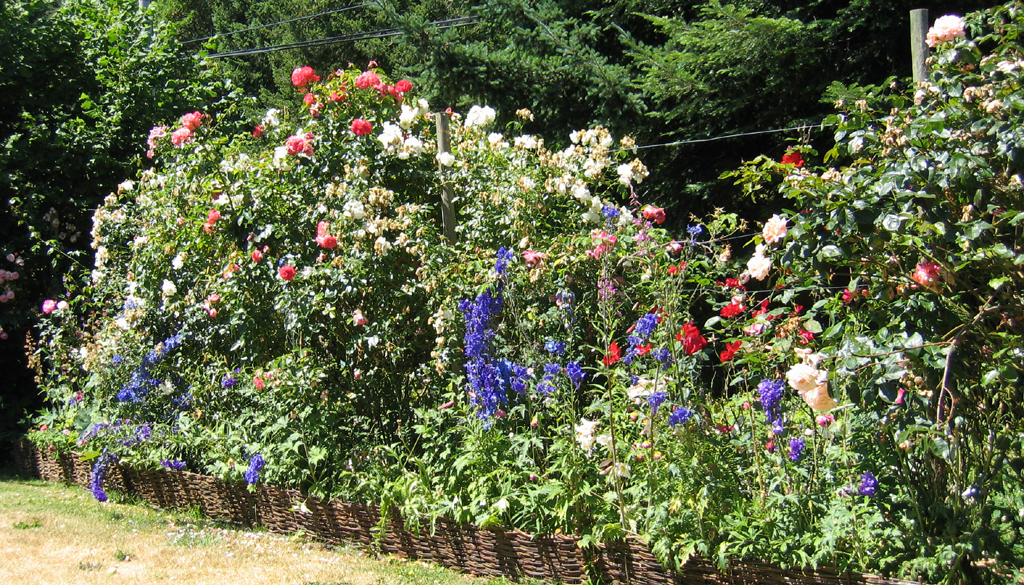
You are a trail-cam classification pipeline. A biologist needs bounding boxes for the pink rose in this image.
[253,377,265,391]
[147,125,167,150]
[355,70,381,89]
[279,265,296,281]
[350,118,373,136]
[353,309,369,326]
[42,299,56,314]
[170,127,192,147]
[303,93,316,106]
[926,15,966,48]
[316,234,337,249]
[285,134,314,156]
[522,250,547,267]
[251,249,263,263]
[912,261,941,287]
[207,209,221,224]
[641,205,666,225]
[180,111,203,131]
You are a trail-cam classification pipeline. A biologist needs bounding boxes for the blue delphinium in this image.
[117,332,185,403]
[244,454,264,485]
[537,363,560,395]
[634,313,659,339]
[788,437,805,461]
[757,378,785,434]
[601,205,620,223]
[89,450,117,502]
[687,224,704,240]
[161,459,186,471]
[565,362,585,388]
[494,247,515,276]
[668,407,693,427]
[648,391,667,416]
[858,472,878,497]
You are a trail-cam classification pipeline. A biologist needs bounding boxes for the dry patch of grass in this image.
[0,475,529,585]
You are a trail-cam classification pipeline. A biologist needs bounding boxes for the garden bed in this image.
[12,441,920,585]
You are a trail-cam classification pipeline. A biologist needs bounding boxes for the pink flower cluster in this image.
[0,289,15,303]
[146,125,167,158]
[286,133,315,156]
[203,208,221,233]
[0,269,19,283]
[587,230,617,259]
[315,221,337,249]
[354,68,413,101]
[167,111,204,148]
[41,299,68,313]
[641,205,665,225]
[350,118,373,136]
[912,261,942,287]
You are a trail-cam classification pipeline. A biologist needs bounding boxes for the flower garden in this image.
[19,3,1024,583]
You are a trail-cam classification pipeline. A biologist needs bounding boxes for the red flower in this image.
[303,93,317,105]
[251,249,263,263]
[291,66,320,90]
[207,209,221,224]
[395,79,413,94]
[253,125,263,138]
[350,118,373,136]
[781,150,804,167]
[329,91,345,102]
[676,322,707,355]
[317,234,337,249]
[798,330,815,344]
[279,265,296,281]
[636,343,652,356]
[720,340,742,362]
[170,127,192,147]
[720,298,745,318]
[603,341,621,367]
[253,377,265,391]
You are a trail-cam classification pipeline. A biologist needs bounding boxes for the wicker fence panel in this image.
[14,441,925,585]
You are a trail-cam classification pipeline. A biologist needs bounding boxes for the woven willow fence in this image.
[11,441,922,585]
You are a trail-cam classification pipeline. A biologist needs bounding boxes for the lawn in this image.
[0,472,529,585]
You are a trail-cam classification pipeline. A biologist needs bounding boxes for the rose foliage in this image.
[26,4,1024,582]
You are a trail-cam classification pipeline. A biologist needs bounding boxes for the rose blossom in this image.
[291,66,320,89]
[353,309,369,326]
[523,250,547,267]
[746,244,772,280]
[801,382,838,412]
[253,377,265,391]
[279,265,296,281]
[395,79,412,94]
[641,205,666,225]
[816,413,835,427]
[286,134,314,156]
[251,249,263,263]
[170,127,192,147]
[253,125,263,138]
[912,261,941,287]
[786,362,820,394]
[355,70,381,89]
[762,214,788,245]
[781,150,804,167]
[350,118,373,136]
[42,299,56,314]
[181,111,203,131]
[56,300,68,311]
[926,15,966,48]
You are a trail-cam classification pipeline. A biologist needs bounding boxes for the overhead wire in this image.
[180,3,374,45]
[205,17,478,58]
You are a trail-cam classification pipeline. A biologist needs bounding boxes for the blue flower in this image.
[757,379,785,434]
[668,407,693,427]
[544,340,565,356]
[648,391,667,416]
[601,205,620,221]
[89,450,117,502]
[221,375,237,388]
[244,454,264,485]
[565,362,585,388]
[161,459,186,471]
[687,224,704,238]
[634,313,659,339]
[788,437,805,461]
[858,472,878,497]
[494,247,515,276]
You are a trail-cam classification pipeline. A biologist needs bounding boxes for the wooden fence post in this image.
[434,113,458,243]
[911,9,930,83]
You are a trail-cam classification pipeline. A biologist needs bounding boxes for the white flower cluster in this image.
[377,122,425,160]
[465,105,496,128]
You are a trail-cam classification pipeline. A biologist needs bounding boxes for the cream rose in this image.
[762,214,788,245]
[800,382,838,412]
[786,363,820,394]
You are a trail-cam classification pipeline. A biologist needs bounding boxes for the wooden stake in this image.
[911,9,930,83]
[434,114,458,243]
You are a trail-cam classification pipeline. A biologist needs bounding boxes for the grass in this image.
[0,470,546,585]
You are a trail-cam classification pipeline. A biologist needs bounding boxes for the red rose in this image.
[781,150,804,167]
[291,66,320,90]
[253,125,263,138]
[207,209,221,224]
[251,249,263,263]
[303,93,316,105]
[720,299,745,318]
[350,118,373,136]
[279,265,296,281]
[316,234,337,249]
[395,79,412,94]
[329,91,344,102]
[641,205,666,225]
